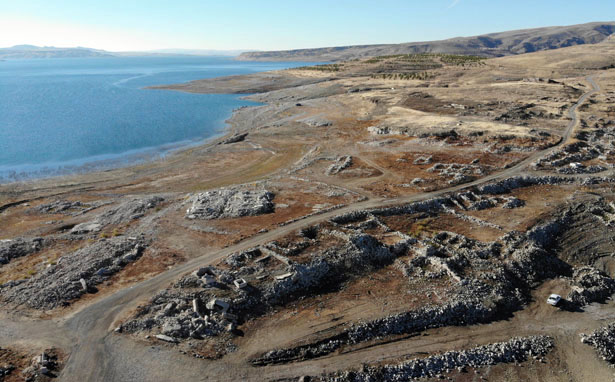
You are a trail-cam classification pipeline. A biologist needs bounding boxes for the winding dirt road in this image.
[0,76,601,381]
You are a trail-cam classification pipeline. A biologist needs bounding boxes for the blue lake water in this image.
[0,56,307,181]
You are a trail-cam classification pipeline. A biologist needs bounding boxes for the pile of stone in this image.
[0,237,45,266]
[401,231,500,282]
[534,126,615,173]
[326,156,353,175]
[367,125,394,135]
[185,187,274,220]
[454,191,524,211]
[567,266,615,307]
[326,336,553,381]
[557,164,607,174]
[224,248,263,268]
[94,196,164,226]
[122,278,233,340]
[427,163,485,185]
[33,199,98,216]
[502,196,525,209]
[455,191,497,210]
[336,179,532,225]
[413,155,432,165]
[0,237,145,309]
[476,175,570,195]
[70,196,164,235]
[21,350,60,379]
[581,322,615,363]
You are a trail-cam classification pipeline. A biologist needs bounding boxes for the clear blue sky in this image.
[0,0,613,51]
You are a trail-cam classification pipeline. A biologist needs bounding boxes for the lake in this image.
[0,56,307,181]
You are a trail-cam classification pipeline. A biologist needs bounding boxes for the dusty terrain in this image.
[2,36,615,382]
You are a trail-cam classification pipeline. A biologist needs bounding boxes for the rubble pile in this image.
[20,349,62,381]
[123,292,231,340]
[413,155,432,165]
[476,175,570,195]
[567,266,615,306]
[426,162,485,185]
[401,231,500,282]
[581,322,615,363]
[33,199,103,216]
[95,196,164,226]
[0,237,45,266]
[535,122,615,173]
[186,188,274,220]
[502,196,525,209]
[70,196,164,235]
[263,233,401,306]
[327,336,554,381]
[453,191,525,211]
[326,156,353,175]
[333,189,525,231]
[0,237,146,309]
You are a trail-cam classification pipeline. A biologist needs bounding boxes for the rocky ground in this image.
[0,347,63,382]
[1,39,615,381]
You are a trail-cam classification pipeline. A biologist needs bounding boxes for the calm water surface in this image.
[0,56,306,180]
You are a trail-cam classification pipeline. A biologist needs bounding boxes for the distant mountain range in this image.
[237,21,615,61]
[0,45,248,59]
[0,45,114,59]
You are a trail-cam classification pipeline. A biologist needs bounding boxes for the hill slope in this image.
[237,21,615,62]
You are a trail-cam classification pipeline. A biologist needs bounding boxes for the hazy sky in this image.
[0,0,613,51]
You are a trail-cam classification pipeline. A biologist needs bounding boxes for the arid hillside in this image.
[237,21,615,61]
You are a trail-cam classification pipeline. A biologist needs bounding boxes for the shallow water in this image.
[0,56,306,180]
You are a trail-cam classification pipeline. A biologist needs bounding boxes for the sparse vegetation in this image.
[295,63,344,72]
[371,71,436,80]
[365,53,486,67]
